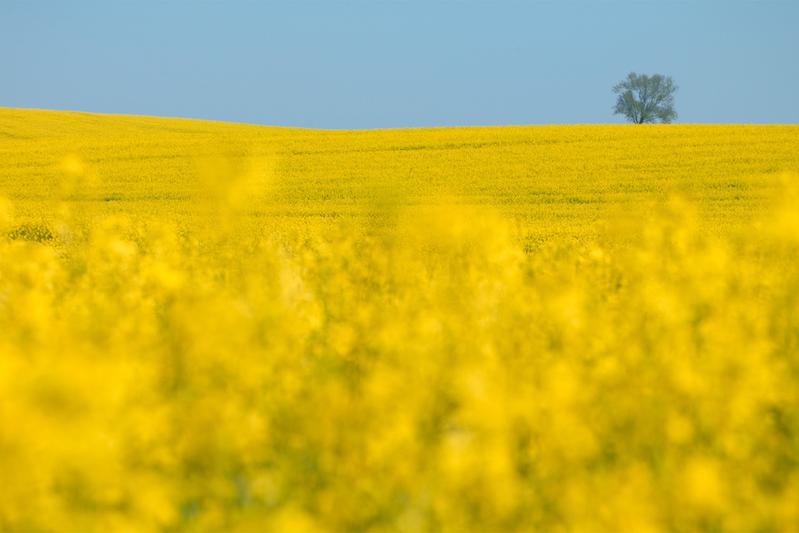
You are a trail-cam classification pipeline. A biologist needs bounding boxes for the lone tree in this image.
[613,72,677,124]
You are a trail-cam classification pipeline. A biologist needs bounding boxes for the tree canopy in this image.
[613,73,677,124]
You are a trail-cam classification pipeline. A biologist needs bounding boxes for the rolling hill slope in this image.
[2,108,798,240]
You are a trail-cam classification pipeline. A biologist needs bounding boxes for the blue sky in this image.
[2,1,797,128]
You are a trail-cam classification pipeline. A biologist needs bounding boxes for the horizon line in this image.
[2,106,798,131]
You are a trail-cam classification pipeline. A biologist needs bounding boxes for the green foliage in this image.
[7,223,54,242]
[614,72,678,124]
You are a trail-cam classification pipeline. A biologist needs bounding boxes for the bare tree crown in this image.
[613,73,677,124]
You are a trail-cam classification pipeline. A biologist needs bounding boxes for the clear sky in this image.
[2,0,797,128]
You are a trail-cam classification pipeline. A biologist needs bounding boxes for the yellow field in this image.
[1,108,799,531]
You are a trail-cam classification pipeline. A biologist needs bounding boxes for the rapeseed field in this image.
[1,108,799,531]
